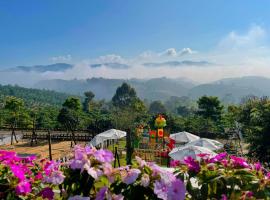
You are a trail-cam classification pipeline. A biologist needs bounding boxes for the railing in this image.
[22,132,94,142]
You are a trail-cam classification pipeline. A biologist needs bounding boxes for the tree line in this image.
[0,83,269,163]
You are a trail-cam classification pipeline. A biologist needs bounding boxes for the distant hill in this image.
[35,77,195,101]
[2,60,270,104]
[3,63,73,73]
[143,60,213,67]
[2,60,211,73]
[35,76,270,103]
[189,76,270,103]
[0,84,80,107]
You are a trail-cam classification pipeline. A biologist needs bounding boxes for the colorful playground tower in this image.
[155,115,166,138]
[135,114,167,147]
[149,114,166,143]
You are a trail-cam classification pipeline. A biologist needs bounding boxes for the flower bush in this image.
[0,147,185,200]
[61,146,185,200]
[0,150,64,199]
[173,152,270,199]
[1,146,270,200]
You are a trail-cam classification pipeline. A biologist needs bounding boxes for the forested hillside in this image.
[35,77,195,101]
[0,84,81,107]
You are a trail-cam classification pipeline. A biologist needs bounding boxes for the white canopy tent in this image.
[89,129,126,147]
[169,131,200,143]
[168,145,216,161]
[185,138,223,151]
[207,139,224,149]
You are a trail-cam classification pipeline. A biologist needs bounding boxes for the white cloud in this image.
[50,54,72,62]
[160,47,196,57]
[179,48,196,55]
[95,54,124,63]
[2,24,270,85]
[218,25,266,50]
[164,48,178,56]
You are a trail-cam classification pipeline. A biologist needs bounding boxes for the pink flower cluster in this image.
[171,152,270,199]
[0,150,64,199]
[64,146,186,200]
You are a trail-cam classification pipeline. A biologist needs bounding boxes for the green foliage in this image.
[197,96,223,121]
[176,153,270,200]
[112,82,137,108]
[0,84,76,107]
[62,97,82,111]
[2,96,32,129]
[238,97,270,162]
[83,91,95,112]
[148,100,167,115]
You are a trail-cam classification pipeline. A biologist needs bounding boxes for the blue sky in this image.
[1,0,270,68]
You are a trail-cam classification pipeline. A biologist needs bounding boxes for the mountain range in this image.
[2,60,213,73]
[1,63,270,103]
[34,76,270,103]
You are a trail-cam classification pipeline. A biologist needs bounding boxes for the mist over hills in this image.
[1,63,270,103]
[34,76,270,103]
[3,63,73,72]
[35,77,195,101]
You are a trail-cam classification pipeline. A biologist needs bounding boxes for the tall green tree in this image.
[197,96,223,121]
[58,97,83,145]
[83,91,95,112]
[62,97,82,111]
[238,97,270,162]
[112,83,137,107]
[4,96,25,144]
[148,100,167,115]
[111,83,149,164]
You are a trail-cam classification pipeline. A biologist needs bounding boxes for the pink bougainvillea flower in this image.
[197,153,211,161]
[184,156,201,173]
[94,149,114,163]
[221,159,229,167]
[15,180,32,196]
[170,160,180,168]
[230,156,249,168]
[23,155,36,163]
[254,162,262,171]
[0,150,16,162]
[246,191,254,198]
[40,187,54,200]
[221,194,228,200]
[266,172,270,179]
[35,172,43,180]
[241,191,254,199]
[209,152,227,163]
[121,168,141,184]
[44,160,60,175]
[10,164,26,181]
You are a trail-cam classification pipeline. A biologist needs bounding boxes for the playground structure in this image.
[133,115,173,166]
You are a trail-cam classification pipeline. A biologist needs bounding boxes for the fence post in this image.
[114,146,120,167]
[48,130,52,161]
